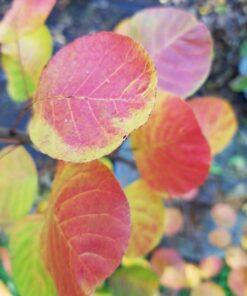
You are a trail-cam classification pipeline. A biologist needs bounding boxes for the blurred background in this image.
[0,0,247,295]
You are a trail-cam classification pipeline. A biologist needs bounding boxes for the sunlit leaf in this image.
[184,263,201,288]
[29,31,157,163]
[131,92,211,195]
[225,247,247,269]
[122,257,150,269]
[208,228,231,249]
[109,265,159,296]
[9,215,56,296]
[124,179,164,258]
[191,282,225,296]
[228,267,247,296]
[211,203,237,229]
[199,256,223,279]
[0,146,38,225]
[0,281,11,296]
[42,160,130,296]
[115,7,213,98]
[150,248,183,277]
[163,207,184,237]
[189,97,238,155]
[160,263,187,290]
[0,0,55,43]
[1,25,53,102]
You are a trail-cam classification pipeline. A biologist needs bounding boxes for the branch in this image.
[0,127,31,145]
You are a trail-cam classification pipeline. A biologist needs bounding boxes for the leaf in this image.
[191,282,225,296]
[115,7,213,98]
[9,215,57,296]
[208,228,231,249]
[150,248,183,277]
[42,160,130,296]
[124,179,165,258]
[230,75,247,92]
[228,267,247,296]
[1,25,53,102]
[29,31,157,162]
[0,146,38,225]
[211,203,237,228]
[131,92,211,195]
[189,97,238,155]
[0,0,55,43]
[109,265,159,296]
[199,256,223,279]
[163,207,184,237]
[0,282,11,296]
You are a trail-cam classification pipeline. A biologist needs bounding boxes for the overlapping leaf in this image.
[109,265,159,296]
[42,160,130,296]
[0,146,38,225]
[189,97,238,154]
[9,215,56,296]
[131,92,211,195]
[29,31,157,162]
[0,0,55,43]
[115,7,213,98]
[1,25,53,101]
[124,179,164,258]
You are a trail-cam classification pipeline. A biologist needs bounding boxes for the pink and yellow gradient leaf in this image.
[115,7,213,98]
[131,92,211,195]
[124,179,165,258]
[0,0,56,43]
[189,97,238,155]
[1,25,53,102]
[29,31,157,162]
[0,146,38,225]
[42,160,130,296]
[9,215,57,296]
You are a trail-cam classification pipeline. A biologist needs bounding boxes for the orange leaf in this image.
[42,160,130,296]
[29,31,157,162]
[189,97,238,154]
[131,92,211,195]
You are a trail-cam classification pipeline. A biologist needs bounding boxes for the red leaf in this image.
[131,92,211,195]
[42,161,130,296]
[29,31,157,162]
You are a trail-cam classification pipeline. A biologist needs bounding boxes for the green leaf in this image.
[230,75,247,92]
[109,265,159,296]
[1,25,52,102]
[9,215,56,296]
[0,146,38,225]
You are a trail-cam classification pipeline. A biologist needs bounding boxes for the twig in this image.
[0,127,31,145]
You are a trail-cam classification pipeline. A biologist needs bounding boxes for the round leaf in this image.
[189,97,238,154]
[115,7,213,98]
[124,179,165,258]
[131,92,211,195]
[42,160,130,296]
[29,31,157,162]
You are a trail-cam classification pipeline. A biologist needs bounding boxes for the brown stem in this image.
[0,127,31,145]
